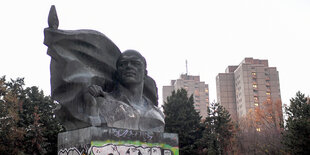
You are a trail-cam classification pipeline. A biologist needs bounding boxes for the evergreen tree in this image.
[199,102,234,155]
[282,91,310,155]
[21,86,64,154]
[163,88,203,154]
[0,76,64,154]
[0,76,26,154]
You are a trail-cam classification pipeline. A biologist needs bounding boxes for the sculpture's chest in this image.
[96,97,164,132]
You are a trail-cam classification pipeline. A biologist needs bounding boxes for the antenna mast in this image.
[186,60,188,75]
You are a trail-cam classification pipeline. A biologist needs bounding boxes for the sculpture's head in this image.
[116,50,147,86]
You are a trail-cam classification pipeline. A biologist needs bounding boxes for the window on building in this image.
[266,92,271,96]
[253,84,258,88]
[205,89,209,93]
[254,97,259,102]
[256,128,261,132]
[254,103,259,106]
[252,72,256,76]
[194,90,199,96]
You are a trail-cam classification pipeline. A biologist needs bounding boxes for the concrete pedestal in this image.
[58,127,179,155]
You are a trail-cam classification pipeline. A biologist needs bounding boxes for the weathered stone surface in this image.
[58,127,179,155]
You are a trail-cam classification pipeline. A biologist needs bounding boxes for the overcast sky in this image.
[1,0,309,107]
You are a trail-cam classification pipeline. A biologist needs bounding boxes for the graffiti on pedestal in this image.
[58,144,90,155]
[91,141,178,155]
[92,144,170,155]
[58,142,178,155]
[111,128,153,141]
[58,147,80,155]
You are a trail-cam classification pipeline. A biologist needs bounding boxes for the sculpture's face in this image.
[117,51,146,86]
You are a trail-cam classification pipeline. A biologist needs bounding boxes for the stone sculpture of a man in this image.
[44,6,165,132]
[86,50,164,132]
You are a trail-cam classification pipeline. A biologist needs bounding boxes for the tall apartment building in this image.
[163,74,209,119]
[216,58,282,124]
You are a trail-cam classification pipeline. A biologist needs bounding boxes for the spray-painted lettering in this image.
[111,128,153,141]
[58,147,81,155]
[91,144,172,155]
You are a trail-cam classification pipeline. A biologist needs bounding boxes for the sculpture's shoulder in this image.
[143,96,165,119]
[139,96,165,132]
